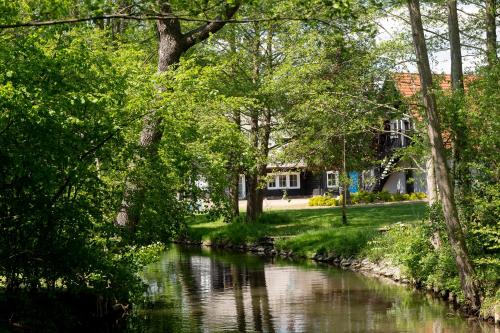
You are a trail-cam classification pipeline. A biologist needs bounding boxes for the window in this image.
[278,175,287,188]
[268,177,277,189]
[238,175,246,199]
[327,171,339,188]
[390,119,399,138]
[267,173,301,190]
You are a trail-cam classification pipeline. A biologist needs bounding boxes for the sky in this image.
[375,4,494,74]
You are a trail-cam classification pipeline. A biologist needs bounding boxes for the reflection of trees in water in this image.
[248,267,275,333]
[177,250,276,333]
[231,264,246,332]
[300,270,398,332]
[134,248,490,333]
[199,251,277,333]
[130,251,200,333]
[176,253,204,333]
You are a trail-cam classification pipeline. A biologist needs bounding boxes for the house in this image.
[367,73,469,195]
[238,73,460,200]
[238,166,362,199]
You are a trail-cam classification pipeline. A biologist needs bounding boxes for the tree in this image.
[0,22,154,316]
[406,0,481,312]
[115,0,241,229]
[282,27,382,223]
[485,0,498,66]
[447,0,464,92]
[446,0,471,201]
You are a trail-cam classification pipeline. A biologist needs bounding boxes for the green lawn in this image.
[186,202,427,258]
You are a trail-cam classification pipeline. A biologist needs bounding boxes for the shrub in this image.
[353,191,375,203]
[392,193,405,201]
[364,223,464,300]
[350,195,360,204]
[308,195,338,206]
[415,192,427,199]
[328,197,339,206]
[376,190,392,202]
[409,193,418,201]
[311,191,426,207]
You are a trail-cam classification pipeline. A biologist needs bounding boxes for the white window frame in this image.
[278,174,288,188]
[238,174,246,199]
[288,173,300,189]
[267,175,278,189]
[267,172,301,190]
[326,171,339,188]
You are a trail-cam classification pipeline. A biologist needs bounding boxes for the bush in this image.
[392,193,405,201]
[376,190,392,202]
[350,195,360,204]
[361,191,376,203]
[415,192,427,199]
[308,195,338,206]
[310,191,425,207]
[364,223,464,301]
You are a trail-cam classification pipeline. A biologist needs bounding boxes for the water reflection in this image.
[129,246,493,333]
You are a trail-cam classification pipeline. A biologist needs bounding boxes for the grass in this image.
[186,201,427,258]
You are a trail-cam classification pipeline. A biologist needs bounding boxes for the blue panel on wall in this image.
[349,171,359,193]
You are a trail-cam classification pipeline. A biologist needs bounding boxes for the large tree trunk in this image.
[116,10,185,229]
[407,0,481,313]
[246,108,264,221]
[426,157,441,250]
[447,0,464,92]
[246,23,272,222]
[426,157,438,205]
[486,0,498,66]
[246,172,263,221]
[447,0,469,196]
[116,1,240,229]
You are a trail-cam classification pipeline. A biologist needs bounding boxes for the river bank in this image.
[177,238,499,326]
[182,202,499,326]
[137,245,495,333]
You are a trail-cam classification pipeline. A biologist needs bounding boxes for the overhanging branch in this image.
[0,13,332,30]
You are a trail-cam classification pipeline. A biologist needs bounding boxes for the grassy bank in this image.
[186,202,427,258]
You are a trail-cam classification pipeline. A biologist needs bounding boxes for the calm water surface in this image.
[127,245,492,333]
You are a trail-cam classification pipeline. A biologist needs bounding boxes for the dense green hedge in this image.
[309,191,426,206]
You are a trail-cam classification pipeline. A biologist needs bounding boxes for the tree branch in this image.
[0,13,332,30]
[184,1,241,48]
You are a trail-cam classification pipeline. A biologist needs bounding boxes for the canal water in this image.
[127,245,492,333]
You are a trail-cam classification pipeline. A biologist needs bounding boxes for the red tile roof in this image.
[391,73,476,149]
[392,73,474,97]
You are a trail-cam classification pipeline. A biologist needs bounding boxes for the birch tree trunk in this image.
[407,0,481,313]
[116,1,240,229]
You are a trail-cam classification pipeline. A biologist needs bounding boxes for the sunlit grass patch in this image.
[186,202,427,257]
